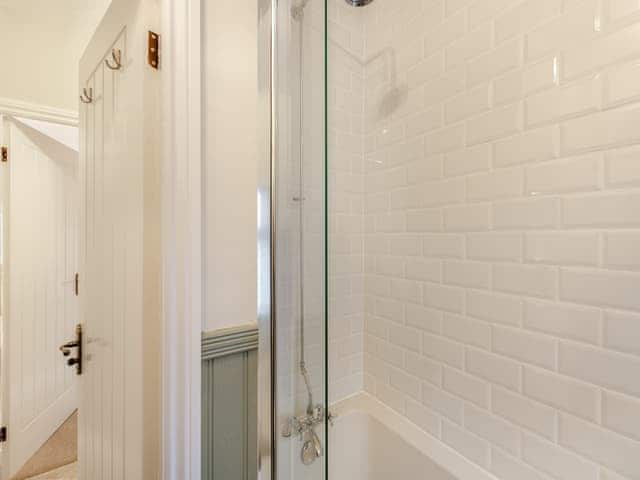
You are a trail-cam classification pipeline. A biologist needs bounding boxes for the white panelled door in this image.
[78,0,161,478]
[2,118,79,479]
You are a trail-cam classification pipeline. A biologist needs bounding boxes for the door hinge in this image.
[1,146,7,162]
[74,273,79,296]
[0,426,7,442]
[148,31,159,69]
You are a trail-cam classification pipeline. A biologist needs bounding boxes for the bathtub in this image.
[329,394,497,480]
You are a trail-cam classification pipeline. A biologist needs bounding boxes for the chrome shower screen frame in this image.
[256,0,276,477]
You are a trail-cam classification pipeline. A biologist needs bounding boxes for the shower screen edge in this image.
[323,0,329,478]
[257,0,277,478]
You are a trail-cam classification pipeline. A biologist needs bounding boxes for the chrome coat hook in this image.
[105,49,122,70]
[80,87,93,104]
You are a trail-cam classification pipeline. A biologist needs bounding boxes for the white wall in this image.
[358,1,640,480]
[203,0,258,332]
[0,0,111,113]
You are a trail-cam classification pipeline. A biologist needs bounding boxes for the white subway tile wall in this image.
[337,0,640,478]
[328,0,367,403]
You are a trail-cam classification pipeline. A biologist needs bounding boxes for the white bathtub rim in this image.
[330,393,499,480]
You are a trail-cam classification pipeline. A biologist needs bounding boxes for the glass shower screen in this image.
[258,0,328,479]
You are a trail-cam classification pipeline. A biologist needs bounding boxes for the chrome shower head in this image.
[345,0,374,6]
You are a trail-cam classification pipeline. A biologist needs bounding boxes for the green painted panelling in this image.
[202,327,258,480]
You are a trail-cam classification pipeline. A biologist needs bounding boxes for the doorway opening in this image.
[0,116,80,480]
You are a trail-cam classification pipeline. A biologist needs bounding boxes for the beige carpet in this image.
[12,411,77,480]
[24,463,76,480]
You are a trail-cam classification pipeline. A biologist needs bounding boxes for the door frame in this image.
[0,113,6,479]
[160,0,203,478]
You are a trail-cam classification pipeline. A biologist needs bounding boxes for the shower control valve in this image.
[308,405,324,423]
[281,404,325,439]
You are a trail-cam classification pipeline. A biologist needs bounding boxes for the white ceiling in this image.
[0,0,113,110]
[0,0,108,19]
[0,0,111,33]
